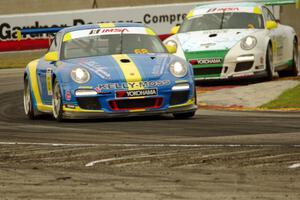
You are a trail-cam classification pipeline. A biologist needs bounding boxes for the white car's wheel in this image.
[265,44,274,81]
[24,77,37,120]
[278,39,299,77]
[292,40,299,75]
[52,80,64,122]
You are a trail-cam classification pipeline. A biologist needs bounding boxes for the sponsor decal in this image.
[89,28,129,35]
[79,61,111,80]
[65,90,72,101]
[116,89,157,98]
[207,8,240,13]
[143,13,186,25]
[46,68,53,96]
[0,21,68,40]
[195,58,222,65]
[96,80,170,91]
[134,48,149,54]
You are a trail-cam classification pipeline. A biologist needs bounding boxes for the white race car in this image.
[164,1,299,81]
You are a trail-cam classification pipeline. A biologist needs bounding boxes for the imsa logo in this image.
[197,58,222,65]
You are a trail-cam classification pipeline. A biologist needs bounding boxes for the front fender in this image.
[164,34,186,60]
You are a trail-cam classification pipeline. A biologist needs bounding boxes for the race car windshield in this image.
[180,12,264,32]
[61,34,167,60]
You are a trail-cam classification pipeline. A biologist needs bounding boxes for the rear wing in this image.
[17,27,64,41]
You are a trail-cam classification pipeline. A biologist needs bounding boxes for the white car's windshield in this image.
[61,34,167,60]
[180,12,264,33]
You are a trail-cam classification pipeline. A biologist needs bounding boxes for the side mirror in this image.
[165,45,177,54]
[266,20,278,30]
[45,51,59,62]
[171,26,180,35]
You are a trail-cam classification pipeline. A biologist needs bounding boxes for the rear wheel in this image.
[52,80,64,122]
[23,77,37,119]
[265,44,274,81]
[278,39,299,77]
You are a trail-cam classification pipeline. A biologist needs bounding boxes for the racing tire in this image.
[173,111,196,119]
[23,77,37,120]
[52,80,64,122]
[278,39,299,77]
[194,84,198,105]
[265,44,274,81]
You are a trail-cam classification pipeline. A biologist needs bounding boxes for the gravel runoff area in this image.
[198,80,300,108]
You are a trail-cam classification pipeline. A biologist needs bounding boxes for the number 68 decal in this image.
[134,49,149,54]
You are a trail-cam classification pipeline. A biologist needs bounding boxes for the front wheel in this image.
[173,111,196,119]
[265,45,274,81]
[23,77,37,120]
[52,80,64,122]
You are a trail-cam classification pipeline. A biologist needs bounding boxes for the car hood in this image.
[177,29,260,52]
[64,54,172,82]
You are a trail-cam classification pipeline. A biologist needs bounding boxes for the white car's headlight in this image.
[71,68,90,84]
[170,61,188,78]
[241,36,257,50]
[165,40,178,49]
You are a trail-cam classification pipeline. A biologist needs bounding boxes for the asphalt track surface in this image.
[0,68,300,199]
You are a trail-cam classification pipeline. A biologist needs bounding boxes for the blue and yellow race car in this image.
[23,23,197,121]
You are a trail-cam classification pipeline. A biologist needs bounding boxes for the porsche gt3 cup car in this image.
[164,2,299,81]
[23,23,197,121]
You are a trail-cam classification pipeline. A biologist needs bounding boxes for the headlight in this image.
[240,36,257,50]
[165,40,177,49]
[71,68,90,84]
[170,61,188,78]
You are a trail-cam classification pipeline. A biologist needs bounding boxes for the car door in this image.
[262,6,285,66]
[37,33,62,105]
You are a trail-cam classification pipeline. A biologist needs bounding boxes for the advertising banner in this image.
[0,2,280,51]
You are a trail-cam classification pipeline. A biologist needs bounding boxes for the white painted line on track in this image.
[0,141,300,148]
[85,153,174,167]
[0,142,98,147]
[288,163,300,169]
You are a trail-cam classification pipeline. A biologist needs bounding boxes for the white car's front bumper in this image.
[191,49,267,81]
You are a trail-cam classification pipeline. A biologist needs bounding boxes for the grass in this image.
[0,50,46,69]
[261,84,300,109]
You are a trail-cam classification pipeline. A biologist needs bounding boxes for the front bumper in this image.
[188,50,267,81]
[62,99,197,119]
[61,79,197,119]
